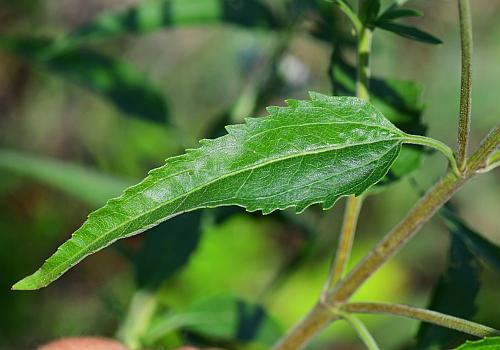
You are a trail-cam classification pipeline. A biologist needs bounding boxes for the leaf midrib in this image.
[38,136,403,284]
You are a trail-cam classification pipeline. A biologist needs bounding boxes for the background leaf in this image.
[375,21,442,44]
[132,212,203,290]
[145,294,282,347]
[67,0,280,44]
[416,234,481,349]
[0,37,169,123]
[455,337,500,349]
[13,93,406,290]
[441,206,500,270]
[0,149,132,207]
[378,5,422,21]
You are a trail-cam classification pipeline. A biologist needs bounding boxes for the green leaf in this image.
[67,0,280,44]
[455,337,500,349]
[13,93,410,290]
[145,294,282,347]
[416,227,482,348]
[359,0,381,25]
[0,149,132,207]
[378,5,422,21]
[330,55,426,185]
[375,21,442,44]
[0,37,169,123]
[441,206,500,271]
[132,212,202,289]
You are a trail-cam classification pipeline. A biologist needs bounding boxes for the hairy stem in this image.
[341,302,500,338]
[272,302,336,350]
[339,311,381,350]
[456,0,473,172]
[273,126,499,350]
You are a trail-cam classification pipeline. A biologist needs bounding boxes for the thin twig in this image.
[456,0,473,172]
[341,302,500,339]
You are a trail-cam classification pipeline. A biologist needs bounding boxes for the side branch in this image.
[456,0,473,172]
[341,302,500,339]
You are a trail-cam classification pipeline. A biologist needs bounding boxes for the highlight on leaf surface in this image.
[14,92,439,290]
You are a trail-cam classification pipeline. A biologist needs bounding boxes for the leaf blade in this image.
[375,21,442,44]
[13,93,405,290]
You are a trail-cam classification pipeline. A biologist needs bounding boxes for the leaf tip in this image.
[12,271,45,291]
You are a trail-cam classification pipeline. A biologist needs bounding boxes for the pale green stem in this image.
[404,134,460,177]
[338,311,381,350]
[456,0,473,172]
[341,302,500,339]
[117,288,158,349]
[324,195,364,293]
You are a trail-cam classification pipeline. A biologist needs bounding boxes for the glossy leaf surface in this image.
[13,93,407,290]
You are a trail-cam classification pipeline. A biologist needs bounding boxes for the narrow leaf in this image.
[0,149,132,207]
[378,5,422,21]
[376,21,442,44]
[416,231,481,348]
[455,337,500,349]
[133,211,202,289]
[0,37,169,123]
[13,93,407,290]
[67,0,280,44]
[441,206,500,271]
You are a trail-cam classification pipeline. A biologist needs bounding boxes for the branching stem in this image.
[341,302,500,339]
[456,0,473,172]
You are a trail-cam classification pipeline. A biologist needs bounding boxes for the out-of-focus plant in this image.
[5,0,500,349]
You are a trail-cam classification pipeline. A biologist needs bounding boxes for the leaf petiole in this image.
[403,134,461,177]
[337,310,381,350]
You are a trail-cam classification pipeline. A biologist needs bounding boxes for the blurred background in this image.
[0,0,499,349]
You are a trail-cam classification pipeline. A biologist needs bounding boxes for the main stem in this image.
[456,0,473,172]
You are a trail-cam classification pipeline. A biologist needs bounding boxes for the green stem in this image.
[356,27,373,101]
[339,311,381,350]
[117,288,158,349]
[334,0,362,33]
[272,302,337,350]
[324,195,364,292]
[341,302,500,339]
[404,134,460,177]
[456,0,473,172]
